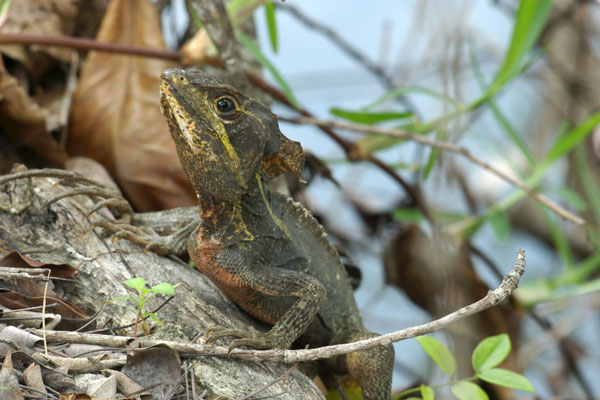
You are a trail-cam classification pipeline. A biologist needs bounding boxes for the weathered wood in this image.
[0,172,324,399]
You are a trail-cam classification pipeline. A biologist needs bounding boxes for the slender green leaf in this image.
[145,312,163,325]
[540,206,573,268]
[264,1,278,52]
[123,278,146,291]
[416,336,457,376]
[0,0,11,19]
[189,0,265,29]
[354,135,402,156]
[188,5,203,29]
[423,145,440,180]
[330,108,412,124]
[421,384,435,400]
[451,381,489,400]
[468,39,535,166]
[237,31,301,110]
[486,210,511,241]
[557,249,600,285]
[392,208,425,223]
[490,0,552,93]
[449,116,596,240]
[228,0,265,25]
[478,368,534,392]
[150,282,176,295]
[544,111,600,165]
[575,145,600,226]
[423,129,446,180]
[472,334,511,373]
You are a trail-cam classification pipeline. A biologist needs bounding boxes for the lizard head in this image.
[160,69,303,211]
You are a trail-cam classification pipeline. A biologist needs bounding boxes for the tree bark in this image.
[0,172,324,399]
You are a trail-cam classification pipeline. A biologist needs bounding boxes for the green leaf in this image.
[490,0,552,93]
[575,145,600,226]
[416,336,457,376]
[392,208,425,223]
[145,312,163,325]
[330,108,412,124]
[422,145,440,180]
[478,368,534,393]
[0,0,11,19]
[237,31,301,110]
[227,0,265,26]
[264,1,278,52]
[123,278,146,291]
[472,334,511,373]
[421,384,435,400]
[544,111,600,165]
[468,39,534,166]
[354,135,403,157]
[150,282,176,295]
[486,210,511,241]
[540,206,573,268]
[451,381,489,400]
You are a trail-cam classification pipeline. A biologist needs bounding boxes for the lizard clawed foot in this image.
[88,197,134,223]
[205,327,292,353]
[93,219,175,255]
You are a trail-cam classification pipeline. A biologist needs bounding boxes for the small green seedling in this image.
[393,333,533,400]
[111,277,178,338]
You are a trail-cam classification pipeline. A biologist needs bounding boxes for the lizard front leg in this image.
[197,244,326,350]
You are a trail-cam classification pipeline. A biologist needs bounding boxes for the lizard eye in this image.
[215,96,237,118]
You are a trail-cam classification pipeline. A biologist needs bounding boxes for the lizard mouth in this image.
[160,69,215,142]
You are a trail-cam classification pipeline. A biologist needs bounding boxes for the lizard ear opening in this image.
[261,132,304,179]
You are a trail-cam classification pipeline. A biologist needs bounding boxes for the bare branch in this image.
[281,116,585,226]
[29,249,525,363]
[187,0,250,90]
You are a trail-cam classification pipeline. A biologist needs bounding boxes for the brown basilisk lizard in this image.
[158,68,394,399]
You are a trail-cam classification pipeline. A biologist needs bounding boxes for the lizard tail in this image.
[345,329,394,400]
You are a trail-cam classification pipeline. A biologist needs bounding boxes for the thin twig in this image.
[281,116,585,226]
[42,269,51,357]
[29,250,525,363]
[0,33,181,61]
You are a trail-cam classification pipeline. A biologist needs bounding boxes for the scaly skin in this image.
[160,68,394,399]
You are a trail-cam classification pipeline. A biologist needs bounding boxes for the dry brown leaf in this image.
[0,292,94,331]
[23,363,47,395]
[0,0,80,75]
[121,346,180,399]
[0,66,68,170]
[0,352,24,400]
[67,0,195,212]
[104,369,150,398]
[88,374,117,399]
[58,394,91,400]
[0,251,78,278]
[65,156,121,191]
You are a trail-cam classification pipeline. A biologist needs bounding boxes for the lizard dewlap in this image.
[160,68,394,400]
